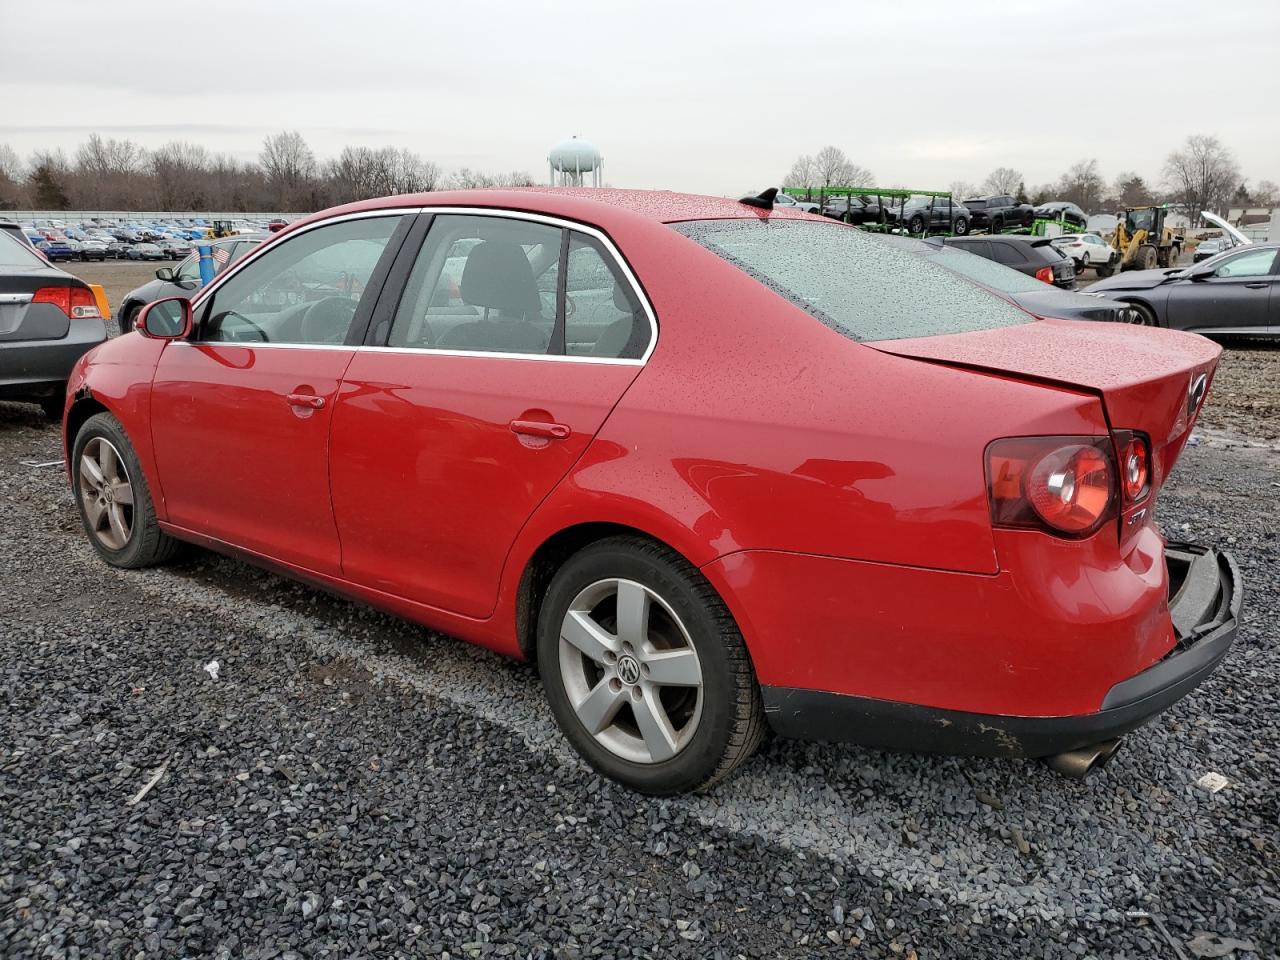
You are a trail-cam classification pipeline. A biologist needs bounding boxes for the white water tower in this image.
[549,137,603,187]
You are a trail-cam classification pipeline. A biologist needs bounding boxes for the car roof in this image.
[280,188,821,238]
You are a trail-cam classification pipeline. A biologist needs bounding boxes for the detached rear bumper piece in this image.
[762,541,1241,758]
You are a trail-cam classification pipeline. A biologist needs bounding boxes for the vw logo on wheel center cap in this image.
[617,655,641,685]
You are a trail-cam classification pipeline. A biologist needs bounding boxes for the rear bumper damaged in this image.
[762,542,1241,758]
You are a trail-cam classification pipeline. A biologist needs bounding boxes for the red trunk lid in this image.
[872,318,1220,495]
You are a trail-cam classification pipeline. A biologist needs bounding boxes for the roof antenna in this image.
[739,187,778,209]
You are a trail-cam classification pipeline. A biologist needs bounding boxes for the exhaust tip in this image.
[1045,739,1122,779]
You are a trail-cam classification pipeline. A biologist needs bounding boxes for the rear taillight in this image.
[986,437,1117,538]
[32,286,101,320]
[1112,430,1151,503]
[1034,266,1054,284]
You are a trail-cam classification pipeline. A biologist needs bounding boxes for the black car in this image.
[117,234,266,334]
[1088,242,1278,336]
[900,196,970,235]
[1033,201,1088,229]
[0,232,107,419]
[882,236,1135,323]
[820,195,898,226]
[961,195,1036,231]
[934,234,1077,289]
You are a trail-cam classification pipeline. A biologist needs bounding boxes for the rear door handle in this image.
[509,419,570,440]
[286,393,326,409]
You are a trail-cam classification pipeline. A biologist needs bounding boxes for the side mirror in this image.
[155,266,175,281]
[137,297,193,340]
[1187,264,1216,281]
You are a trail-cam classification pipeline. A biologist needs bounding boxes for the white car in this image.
[1051,233,1116,275]
[774,192,822,213]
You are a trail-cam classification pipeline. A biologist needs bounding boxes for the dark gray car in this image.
[881,234,1135,324]
[0,233,107,418]
[117,233,265,334]
[1087,242,1278,336]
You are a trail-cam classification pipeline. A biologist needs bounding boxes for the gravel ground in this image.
[1,337,1277,957]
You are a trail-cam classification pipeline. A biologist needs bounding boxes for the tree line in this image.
[0,131,537,212]
[784,136,1276,218]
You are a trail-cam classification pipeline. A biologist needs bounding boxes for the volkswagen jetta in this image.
[61,189,1240,794]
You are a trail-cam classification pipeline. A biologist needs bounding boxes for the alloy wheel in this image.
[78,437,135,550]
[558,578,703,764]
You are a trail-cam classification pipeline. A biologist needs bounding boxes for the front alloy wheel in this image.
[78,436,135,550]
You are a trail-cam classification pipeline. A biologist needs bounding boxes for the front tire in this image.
[72,413,181,569]
[953,217,969,236]
[537,536,764,795]
[1079,253,1090,273]
[908,214,925,234]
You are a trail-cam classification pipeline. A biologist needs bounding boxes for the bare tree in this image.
[949,180,978,200]
[0,144,24,209]
[1253,179,1279,208]
[980,167,1023,196]
[151,142,211,210]
[1162,135,1240,219]
[783,154,816,190]
[811,145,872,191]
[1055,158,1106,213]
[260,131,317,209]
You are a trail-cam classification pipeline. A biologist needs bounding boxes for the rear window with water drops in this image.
[672,219,1032,342]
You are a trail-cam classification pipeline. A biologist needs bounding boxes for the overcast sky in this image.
[3,0,1277,195]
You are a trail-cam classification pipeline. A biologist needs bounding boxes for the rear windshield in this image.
[0,232,44,268]
[671,219,1031,342]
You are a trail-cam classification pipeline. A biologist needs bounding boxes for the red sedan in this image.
[60,189,1241,794]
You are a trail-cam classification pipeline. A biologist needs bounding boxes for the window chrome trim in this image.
[168,340,645,365]
[188,204,658,365]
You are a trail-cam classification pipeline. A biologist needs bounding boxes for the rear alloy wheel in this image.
[538,536,764,794]
[953,217,969,236]
[908,214,925,234]
[73,413,181,568]
[1079,253,1090,273]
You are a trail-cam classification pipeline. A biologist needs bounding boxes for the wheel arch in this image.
[513,520,707,660]
[64,392,111,461]
[1114,295,1162,327]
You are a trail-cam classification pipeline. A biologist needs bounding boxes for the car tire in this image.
[1123,301,1157,326]
[537,535,765,795]
[991,217,1004,233]
[953,217,969,236]
[1080,253,1090,273]
[908,214,925,235]
[1095,261,1115,278]
[1137,246,1158,270]
[39,395,64,422]
[121,303,141,337]
[72,412,182,569]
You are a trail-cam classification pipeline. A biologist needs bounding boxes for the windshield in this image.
[672,219,1031,342]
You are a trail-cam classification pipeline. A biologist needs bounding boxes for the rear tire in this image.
[1095,260,1115,278]
[537,536,765,795]
[121,303,141,337]
[1079,253,1091,273]
[1137,246,1158,270]
[908,214,925,235]
[953,217,969,236]
[71,412,181,569]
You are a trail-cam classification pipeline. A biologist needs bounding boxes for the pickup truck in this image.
[961,195,1036,231]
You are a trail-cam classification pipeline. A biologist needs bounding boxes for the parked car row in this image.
[811,193,1090,238]
[12,214,279,263]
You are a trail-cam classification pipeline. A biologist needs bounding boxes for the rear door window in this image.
[672,219,1029,342]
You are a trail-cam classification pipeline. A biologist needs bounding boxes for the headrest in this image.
[460,241,540,317]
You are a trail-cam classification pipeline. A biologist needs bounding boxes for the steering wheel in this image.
[211,309,269,343]
[300,297,357,344]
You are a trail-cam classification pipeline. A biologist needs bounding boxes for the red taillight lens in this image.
[1113,430,1151,503]
[1034,266,1054,284]
[32,286,101,320]
[986,437,1117,538]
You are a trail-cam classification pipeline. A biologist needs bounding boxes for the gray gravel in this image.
[0,400,1276,959]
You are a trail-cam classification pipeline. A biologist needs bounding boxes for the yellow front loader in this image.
[1109,206,1183,271]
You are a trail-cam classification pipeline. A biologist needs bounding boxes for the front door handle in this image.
[286,393,326,410]
[1244,281,1268,289]
[509,419,570,440]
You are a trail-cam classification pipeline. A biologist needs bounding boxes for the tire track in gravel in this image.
[5,410,1277,946]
